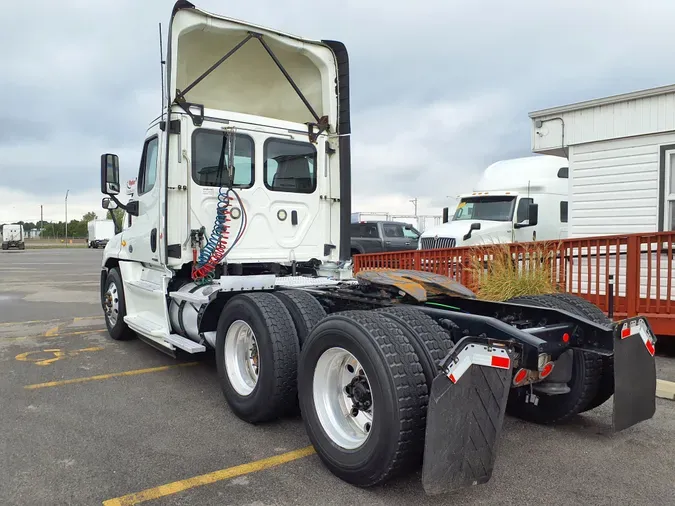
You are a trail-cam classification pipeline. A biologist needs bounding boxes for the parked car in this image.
[350,221,420,256]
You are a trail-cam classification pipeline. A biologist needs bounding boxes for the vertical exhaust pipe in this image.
[442,207,449,223]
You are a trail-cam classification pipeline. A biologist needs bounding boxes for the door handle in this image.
[150,228,157,253]
[405,242,411,245]
[385,241,391,245]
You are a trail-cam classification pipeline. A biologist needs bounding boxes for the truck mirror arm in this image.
[109,194,139,217]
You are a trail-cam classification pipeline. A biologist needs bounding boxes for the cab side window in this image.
[137,137,159,195]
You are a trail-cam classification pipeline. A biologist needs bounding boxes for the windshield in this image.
[453,196,515,222]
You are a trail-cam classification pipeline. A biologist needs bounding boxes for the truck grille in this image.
[421,237,456,250]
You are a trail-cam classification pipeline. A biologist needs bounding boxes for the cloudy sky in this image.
[2,0,675,223]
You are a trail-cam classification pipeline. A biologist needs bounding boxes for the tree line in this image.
[3,209,125,239]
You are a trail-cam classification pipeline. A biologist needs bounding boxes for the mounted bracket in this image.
[174,97,204,127]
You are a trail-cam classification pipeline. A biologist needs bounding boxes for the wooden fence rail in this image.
[352,232,675,336]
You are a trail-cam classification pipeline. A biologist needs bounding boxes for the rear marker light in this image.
[562,333,570,343]
[540,362,554,379]
[513,368,528,385]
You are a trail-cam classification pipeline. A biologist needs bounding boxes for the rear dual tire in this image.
[298,311,429,487]
[505,294,608,424]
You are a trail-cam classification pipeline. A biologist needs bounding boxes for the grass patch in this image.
[467,242,562,301]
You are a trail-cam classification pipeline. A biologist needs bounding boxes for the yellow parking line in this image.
[0,316,100,327]
[102,446,316,506]
[24,362,199,390]
[44,325,60,337]
[5,329,107,341]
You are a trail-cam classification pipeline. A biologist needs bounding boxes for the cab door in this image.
[122,127,162,266]
[513,197,537,243]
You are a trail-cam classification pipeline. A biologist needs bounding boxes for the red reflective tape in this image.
[449,374,457,384]
[491,355,510,369]
[645,339,655,357]
[621,327,631,339]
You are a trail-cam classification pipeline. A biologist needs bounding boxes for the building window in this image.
[667,153,675,231]
[560,201,568,223]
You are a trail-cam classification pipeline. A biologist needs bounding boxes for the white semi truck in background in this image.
[2,224,25,250]
[96,1,655,497]
[420,155,569,249]
[87,219,116,249]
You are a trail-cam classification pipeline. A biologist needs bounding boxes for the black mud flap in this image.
[613,317,657,431]
[422,337,513,495]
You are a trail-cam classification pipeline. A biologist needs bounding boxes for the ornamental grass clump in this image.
[468,242,562,301]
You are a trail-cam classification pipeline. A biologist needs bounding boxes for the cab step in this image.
[124,313,206,354]
[165,334,206,354]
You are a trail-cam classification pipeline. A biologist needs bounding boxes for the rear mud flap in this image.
[613,317,657,431]
[422,341,512,495]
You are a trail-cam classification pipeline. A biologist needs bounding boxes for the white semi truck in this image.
[87,219,116,249]
[97,1,656,496]
[420,155,569,249]
[2,224,25,250]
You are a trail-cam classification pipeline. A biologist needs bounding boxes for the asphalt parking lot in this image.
[1,248,675,506]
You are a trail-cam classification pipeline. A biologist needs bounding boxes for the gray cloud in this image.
[2,0,675,216]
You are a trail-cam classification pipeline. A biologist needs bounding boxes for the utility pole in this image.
[409,197,418,218]
[65,189,69,246]
[40,205,43,238]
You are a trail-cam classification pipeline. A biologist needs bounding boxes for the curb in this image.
[656,379,675,400]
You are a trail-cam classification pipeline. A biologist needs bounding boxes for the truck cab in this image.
[98,1,350,352]
[420,155,569,249]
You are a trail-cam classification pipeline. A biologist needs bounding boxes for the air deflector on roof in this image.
[173,30,328,142]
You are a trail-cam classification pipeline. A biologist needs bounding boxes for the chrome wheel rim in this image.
[313,347,373,450]
[225,320,260,396]
[104,281,120,327]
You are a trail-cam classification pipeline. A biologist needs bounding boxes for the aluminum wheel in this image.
[104,281,120,327]
[313,347,373,450]
[225,320,260,396]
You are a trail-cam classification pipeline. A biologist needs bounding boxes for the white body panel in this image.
[420,156,569,248]
[568,132,675,237]
[87,220,115,242]
[2,224,23,242]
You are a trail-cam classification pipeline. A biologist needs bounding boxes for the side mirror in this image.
[101,153,120,195]
[126,200,140,217]
[528,203,539,226]
[102,197,118,210]
[404,224,412,230]
[463,222,481,241]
